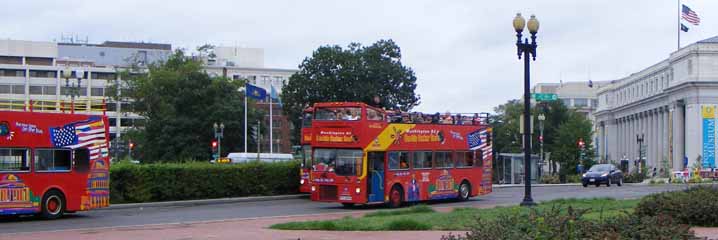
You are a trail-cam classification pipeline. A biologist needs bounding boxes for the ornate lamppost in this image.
[513,13,540,206]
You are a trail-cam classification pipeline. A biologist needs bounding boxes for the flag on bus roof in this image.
[682,4,700,25]
[245,83,267,100]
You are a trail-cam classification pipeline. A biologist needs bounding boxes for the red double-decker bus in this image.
[0,100,110,219]
[299,107,313,193]
[309,102,492,207]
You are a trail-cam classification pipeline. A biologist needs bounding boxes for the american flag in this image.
[51,117,108,159]
[682,4,700,26]
[468,129,488,150]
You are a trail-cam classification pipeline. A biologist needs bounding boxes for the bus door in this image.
[367,152,385,203]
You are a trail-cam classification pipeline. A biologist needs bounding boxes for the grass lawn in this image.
[270,198,639,231]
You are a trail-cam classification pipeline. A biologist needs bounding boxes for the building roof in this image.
[58,41,171,50]
[698,35,718,43]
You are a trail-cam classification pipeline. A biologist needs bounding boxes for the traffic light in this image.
[250,125,259,143]
[129,142,135,150]
[577,138,585,148]
[538,135,543,143]
[211,140,218,153]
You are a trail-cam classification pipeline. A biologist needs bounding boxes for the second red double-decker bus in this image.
[309,102,492,207]
[0,100,110,219]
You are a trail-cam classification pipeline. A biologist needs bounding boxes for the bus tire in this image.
[41,190,65,220]
[458,181,471,201]
[388,185,404,208]
[341,203,355,208]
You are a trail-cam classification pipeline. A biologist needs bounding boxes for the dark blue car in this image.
[582,164,623,187]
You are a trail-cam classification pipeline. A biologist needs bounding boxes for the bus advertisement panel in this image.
[308,102,492,207]
[0,110,110,219]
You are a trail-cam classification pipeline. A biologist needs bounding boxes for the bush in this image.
[566,174,581,183]
[110,161,300,203]
[441,205,695,240]
[540,175,560,184]
[624,172,647,183]
[385,219,432,230]
[635,185,718,226]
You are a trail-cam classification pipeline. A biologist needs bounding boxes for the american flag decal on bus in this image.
[467,129,488,150]
[50,117,107,155]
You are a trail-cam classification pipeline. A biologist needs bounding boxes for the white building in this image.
[0,39,297,145]
[594,36,718,172]
[532,81,609,119]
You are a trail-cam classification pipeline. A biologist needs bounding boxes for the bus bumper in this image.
[310,184,367,204]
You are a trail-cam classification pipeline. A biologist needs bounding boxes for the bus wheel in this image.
[341,203,355,208]
[388,186,403,208]
[41,190,65,219]
[458,181,471,201]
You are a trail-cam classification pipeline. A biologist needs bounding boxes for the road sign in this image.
[531,93,558,101]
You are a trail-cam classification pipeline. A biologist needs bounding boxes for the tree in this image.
[281,39,420,144]
[490,99,593,176]
[110,49,263,162]
[550,111,595,176]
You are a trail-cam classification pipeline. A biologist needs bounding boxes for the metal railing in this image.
[0,97,107,115]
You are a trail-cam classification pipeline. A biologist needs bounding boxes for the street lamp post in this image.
[62,67,83,114]
[636,134,644,173]
[513,13,539,206]
[214,122,225,159]
[538,113,545,178]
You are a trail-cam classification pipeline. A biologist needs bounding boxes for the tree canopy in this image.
[111,49,263,162]
[281,39,420,143]
[490,99,594,176]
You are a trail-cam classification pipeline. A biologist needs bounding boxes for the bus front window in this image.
[313,148,363,176]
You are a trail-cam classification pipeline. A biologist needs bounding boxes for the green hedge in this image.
[635,185,718,227]
[110,161,300,204]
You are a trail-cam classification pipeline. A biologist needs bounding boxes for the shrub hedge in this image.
[635,185,718,227]
[442,205,695,240]
[110,161,300,204]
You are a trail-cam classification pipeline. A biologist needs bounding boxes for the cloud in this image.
[1,0,716,113]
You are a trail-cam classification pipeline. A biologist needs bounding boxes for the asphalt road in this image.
[0,184,687,234]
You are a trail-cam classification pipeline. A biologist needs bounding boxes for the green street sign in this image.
[532,93,558,101]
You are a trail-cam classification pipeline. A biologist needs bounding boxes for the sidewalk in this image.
[104,194,308,210]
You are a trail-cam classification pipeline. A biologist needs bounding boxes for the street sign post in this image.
[531,93,558,101]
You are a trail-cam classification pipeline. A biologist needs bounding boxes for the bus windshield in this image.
[313,148,363,176]
[315,107,362,121]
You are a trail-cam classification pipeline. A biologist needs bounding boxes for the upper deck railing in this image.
[0,97,107,115]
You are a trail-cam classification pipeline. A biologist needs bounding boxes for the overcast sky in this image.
[2,0,716,113]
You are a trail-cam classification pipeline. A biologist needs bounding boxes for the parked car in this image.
[582,164,623,187]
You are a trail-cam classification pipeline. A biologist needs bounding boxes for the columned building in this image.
[595,36,718,172]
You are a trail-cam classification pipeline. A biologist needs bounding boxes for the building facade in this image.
[532,81,609,119]
[594,36,718,172]
[0,39,298,154]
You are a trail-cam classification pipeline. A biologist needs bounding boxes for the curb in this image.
[104,194,309,210]
[494,183,581,188]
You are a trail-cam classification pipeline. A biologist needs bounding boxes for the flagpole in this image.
[269,92,273,154]
[244,87,248,153]
[676,0,682,51]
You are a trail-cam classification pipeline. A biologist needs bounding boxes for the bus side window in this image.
[74,148,90,172]
[388,151,409,170]
[0,148,30,171]
[35,149,72,172]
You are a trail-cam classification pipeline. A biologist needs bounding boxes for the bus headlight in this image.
[300,179,305,185]
[355,187,361,194]
[311,186,316,192]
